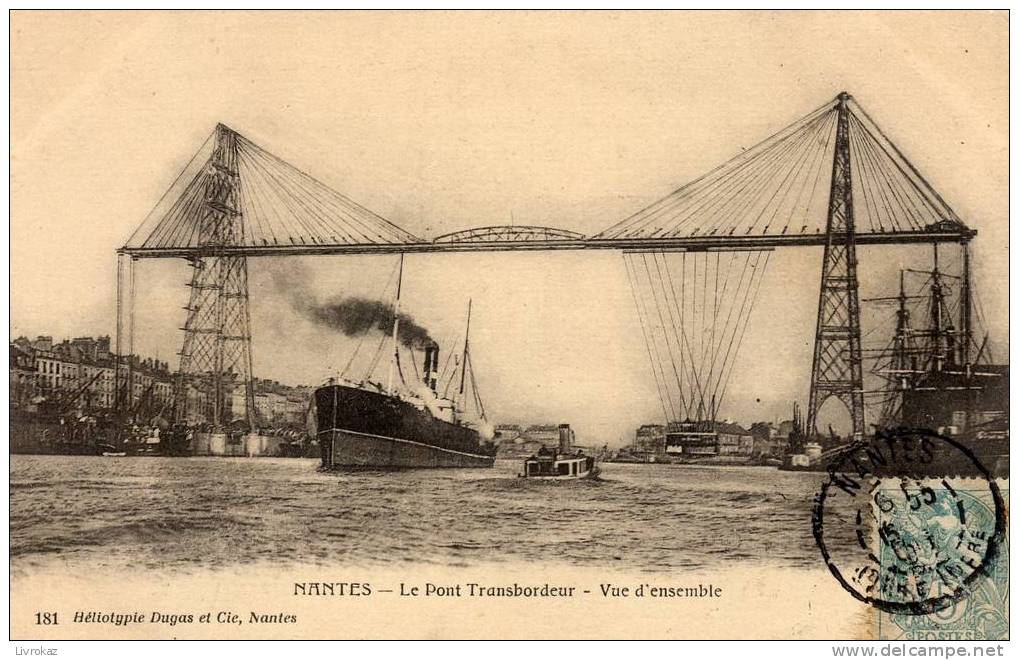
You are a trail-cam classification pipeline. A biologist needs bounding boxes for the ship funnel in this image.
[558,423,572,453]
[423,345,439,392]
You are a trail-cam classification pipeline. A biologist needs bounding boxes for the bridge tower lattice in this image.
[174,124,256,429]
[806,92,865,439]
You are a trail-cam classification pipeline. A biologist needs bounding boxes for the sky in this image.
[10,11,1008,446]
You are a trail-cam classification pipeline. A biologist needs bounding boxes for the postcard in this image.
[9,10,1008,642]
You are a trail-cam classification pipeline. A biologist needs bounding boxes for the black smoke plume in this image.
[267,260,436,349]
[311,297,436,349]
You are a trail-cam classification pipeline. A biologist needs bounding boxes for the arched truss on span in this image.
[431,225,586,244]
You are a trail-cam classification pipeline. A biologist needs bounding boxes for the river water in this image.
[10,455,840,574]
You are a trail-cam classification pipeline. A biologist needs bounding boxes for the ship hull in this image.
[316,384,495,470]
[323,428,495,469]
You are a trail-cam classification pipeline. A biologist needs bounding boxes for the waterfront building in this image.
[227,378,311,427]
[78,360,116,410]
[10,333,310,428]
[9,343,37,410]
[10,334,174,416]
[495,423,576,458]
[634,424,666,457]
[522,424,559,445]
[494,424,522,442]
[33,349,71,393]
[749,421,794,458]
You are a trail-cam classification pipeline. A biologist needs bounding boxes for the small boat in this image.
[95,440,127,457]
[519,424,598,480]
[125,435,162,456]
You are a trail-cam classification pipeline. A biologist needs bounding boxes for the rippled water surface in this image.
[10,456,836,573]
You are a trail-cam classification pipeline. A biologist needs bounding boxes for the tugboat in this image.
[520,424,598,480]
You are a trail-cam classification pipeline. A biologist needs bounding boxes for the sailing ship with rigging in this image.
[316,256,497,469]
[866,244,1008,476]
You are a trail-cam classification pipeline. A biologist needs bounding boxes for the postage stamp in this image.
[813,428,1007,635]
[877,487,1009,640]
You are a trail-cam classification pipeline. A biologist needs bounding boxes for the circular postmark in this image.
[812,427,1006,615]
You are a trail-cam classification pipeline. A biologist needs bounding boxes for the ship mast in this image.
[892,270,914,383]
[930,245,944,371]
[870,245,977,427]
[960,241,973,371]
[386,254,404,395]
[958,240,976,428]
[882,270,915,425]
[862,268,926,426]
[927,244,957,372]
[458,298,472,401]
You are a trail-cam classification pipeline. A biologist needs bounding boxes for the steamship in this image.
[316,259,497,470]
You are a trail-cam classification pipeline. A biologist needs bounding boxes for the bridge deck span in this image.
[120,229,973,259]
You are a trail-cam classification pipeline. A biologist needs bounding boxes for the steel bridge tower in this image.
[806,92,865,439]
[174,124,256,429]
